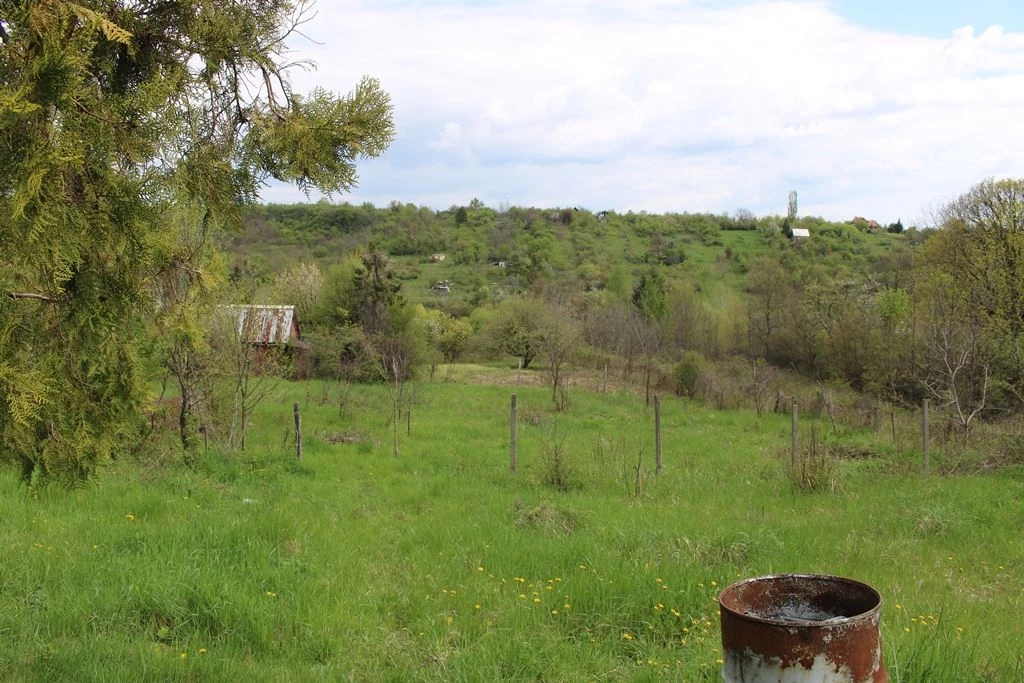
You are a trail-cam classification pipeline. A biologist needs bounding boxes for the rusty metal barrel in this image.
[719,574,886,682]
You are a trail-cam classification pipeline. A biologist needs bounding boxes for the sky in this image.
[261,0,1024,225]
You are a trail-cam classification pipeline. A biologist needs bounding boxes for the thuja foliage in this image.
[0,1,394,482]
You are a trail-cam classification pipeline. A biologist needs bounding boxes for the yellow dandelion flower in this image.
[125,514,135,521]
[551,609,559,615]
[180,652,187,659]
[533,597,541,603]
[474,604,481,609]
[265,591,276,598]
[199,648,207,654]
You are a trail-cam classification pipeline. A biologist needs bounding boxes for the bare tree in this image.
[630,311,663,407]
[376,332,420,457]
[914,288,991,435]
[743,358,776,417]
[540,302,581,411]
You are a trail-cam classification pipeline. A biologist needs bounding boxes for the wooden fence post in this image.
[922,398,930,475]
[655,395,663,475]
[293,402,302,461]
[510,394,518,473]
[791,400,799,466]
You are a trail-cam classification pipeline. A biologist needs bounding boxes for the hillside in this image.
[228,202,921,312]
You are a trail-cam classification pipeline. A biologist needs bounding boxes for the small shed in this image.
[791,228,810,241]
[220,305,311,378]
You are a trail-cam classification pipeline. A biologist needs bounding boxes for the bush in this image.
[673,351,705,398]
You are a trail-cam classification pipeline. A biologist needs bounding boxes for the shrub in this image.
[784,426,840,493]
[539,426,578,492]
[673,351,705,398]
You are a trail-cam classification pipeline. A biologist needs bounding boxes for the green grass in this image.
[2,375,1022,680]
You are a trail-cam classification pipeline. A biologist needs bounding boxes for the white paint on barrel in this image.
[723,651,856,683]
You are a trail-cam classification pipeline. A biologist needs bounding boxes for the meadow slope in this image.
[1,374,1021,681]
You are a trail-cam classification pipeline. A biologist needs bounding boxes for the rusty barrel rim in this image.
[719,573,883,627]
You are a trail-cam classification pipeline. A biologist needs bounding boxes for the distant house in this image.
[431,280,451,294]
[791,228,810,240]
[219,305,310,378]
[430,253,446,263]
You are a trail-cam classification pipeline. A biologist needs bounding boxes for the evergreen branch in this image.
[8,292,59,303]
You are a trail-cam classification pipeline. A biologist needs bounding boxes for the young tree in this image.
[0,2,394,481]
[631,268,667,322]
[539,302,581,411]
[149,207,227,451]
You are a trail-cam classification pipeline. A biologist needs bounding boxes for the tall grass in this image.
[1,375,1021,680]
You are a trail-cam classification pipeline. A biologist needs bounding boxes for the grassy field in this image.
[2,371,1022,681]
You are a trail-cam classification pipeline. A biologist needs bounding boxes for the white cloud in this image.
[275,0,1024,223]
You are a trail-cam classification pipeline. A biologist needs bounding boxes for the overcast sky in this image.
[262,0,1024,225]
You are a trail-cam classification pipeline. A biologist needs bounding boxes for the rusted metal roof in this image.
[221,305,300,345]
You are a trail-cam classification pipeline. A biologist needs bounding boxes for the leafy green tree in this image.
[913,178,1024,422]
[413,306,472,365]
[485,296,546,369]
[0,1,394,481]
[510,231,560,288]
[745,257,790,359]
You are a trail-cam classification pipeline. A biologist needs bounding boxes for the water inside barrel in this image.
[747,600,850,623]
